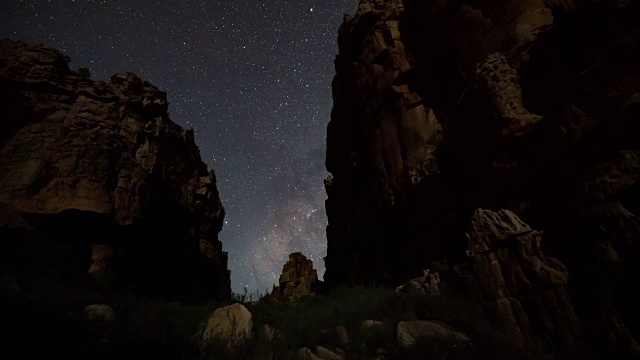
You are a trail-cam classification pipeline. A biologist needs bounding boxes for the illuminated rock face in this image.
[0,39,229,300]
[325,0,640,357]
[272,252,320,302]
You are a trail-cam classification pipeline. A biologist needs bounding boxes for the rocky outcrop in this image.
[0,39,229,300]
[325,0,640,357]
[464,209,584,355]
[272,252,321,302]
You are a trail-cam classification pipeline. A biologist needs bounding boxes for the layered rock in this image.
[0,39,229,300]
[463,209,584,355]
[326,0,640,357]
[272,252,321,302]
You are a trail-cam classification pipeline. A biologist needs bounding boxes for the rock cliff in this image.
[325,0,640,357]
[0,39,229,300]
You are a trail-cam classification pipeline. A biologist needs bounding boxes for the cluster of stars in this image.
[0,0,358,292]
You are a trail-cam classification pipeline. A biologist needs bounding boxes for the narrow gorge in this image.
[0,0,639,359]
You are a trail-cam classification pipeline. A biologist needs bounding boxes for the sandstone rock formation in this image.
[395,269,441,296]
[464,209,584,355]
[272,252,321,302]
[0,39,229,300]
[325,0,640,357]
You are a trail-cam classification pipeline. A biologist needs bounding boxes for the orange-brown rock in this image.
[272,252,320,302]
[0,40,229,300]
[325,0,640,357]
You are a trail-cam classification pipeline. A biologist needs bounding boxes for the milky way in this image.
[0,0,358,293]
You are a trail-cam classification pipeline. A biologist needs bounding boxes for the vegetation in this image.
[1,273,550,359]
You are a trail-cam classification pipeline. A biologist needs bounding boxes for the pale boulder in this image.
[397,320,471,351]
[84,304,115,323]
[202,303,253,344]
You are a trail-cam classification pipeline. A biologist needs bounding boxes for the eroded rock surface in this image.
[0,39,229,300]
[84,304,115,323]
[202,304,253,345]
[465,209,584,354]
[325,0,640,357]
[397,320,471,351]
[272,252,321,302]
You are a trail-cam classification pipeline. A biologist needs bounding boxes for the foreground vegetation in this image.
[1,273,548,360]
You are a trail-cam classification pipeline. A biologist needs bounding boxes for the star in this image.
[0,0,359,293]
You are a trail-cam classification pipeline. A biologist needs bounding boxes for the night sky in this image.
[0,0,358,293]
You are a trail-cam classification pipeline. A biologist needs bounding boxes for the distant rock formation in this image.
[272,252,321,302]
[0,39,229,300]
[325,0,640,357]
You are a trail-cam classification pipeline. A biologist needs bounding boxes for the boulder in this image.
[335,325,349,348]
[395,269,441,296]
[397,321,471,355]
[296,347,322,360]
[202,304,253,345]
[315,346,344,360]
[84,304,115,323]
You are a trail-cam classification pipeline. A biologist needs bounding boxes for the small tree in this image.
[77,67,91,80]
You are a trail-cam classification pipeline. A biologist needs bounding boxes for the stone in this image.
[202,304,253,345]
[0,39,229,300]
[336,325,349,348]
[261,323,275,342]
[315,346,344,360]
[397,321,471,352]
[464,209,579,348]
[467,208,533,255]
[295,347,322,360]
[396,269,441,296]
[84,304,115,323]
[272,252,321,302]
[88,244,117,278]
[361,320,384,333]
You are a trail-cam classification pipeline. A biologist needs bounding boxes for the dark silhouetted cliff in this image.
[325,0,640,358]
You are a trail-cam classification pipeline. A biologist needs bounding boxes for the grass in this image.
[0,271,555,360]
[0,271,222,359]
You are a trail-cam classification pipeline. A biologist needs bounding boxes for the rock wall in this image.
[325,0,640,357]
[0,39,230,300]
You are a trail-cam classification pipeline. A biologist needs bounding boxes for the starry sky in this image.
[0,0,358,293]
